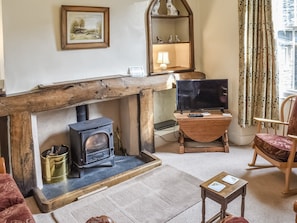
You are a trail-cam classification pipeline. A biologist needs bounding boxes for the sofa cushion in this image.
[0,174,25,211]
[254,133,296,162]
[0,174,35,223]
[0,202,35,223]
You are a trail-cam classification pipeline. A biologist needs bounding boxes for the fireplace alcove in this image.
[33,94,159,212]
[0,72,205,212]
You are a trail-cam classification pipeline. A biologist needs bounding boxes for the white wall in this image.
[199,0,255,145]
[2,0,147,94]
[2,0,253,145]
[2,0,200,94]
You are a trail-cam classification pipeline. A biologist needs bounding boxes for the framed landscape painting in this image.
[61,5,110,50]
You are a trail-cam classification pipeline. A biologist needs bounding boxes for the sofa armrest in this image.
[0,173,35,222]
[0,157,6,174]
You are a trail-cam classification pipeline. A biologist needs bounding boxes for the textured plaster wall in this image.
[199,0,255,145]
[2,0,200,95]
[2,0,253,145]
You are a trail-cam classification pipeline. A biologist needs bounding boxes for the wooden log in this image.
[0,76,166,116]
[10,112,36,196]
[0,72,205,116]
[139,88,154,153]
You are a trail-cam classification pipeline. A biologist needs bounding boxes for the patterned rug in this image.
[34,165,203,223]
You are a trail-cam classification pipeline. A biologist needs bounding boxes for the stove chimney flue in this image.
[76,105,89,122]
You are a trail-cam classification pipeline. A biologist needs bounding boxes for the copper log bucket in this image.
[41,145,69,184]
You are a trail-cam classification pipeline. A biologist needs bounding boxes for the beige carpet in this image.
[32,142,297,222]
[155,141,297,223]
[33,165,202,223]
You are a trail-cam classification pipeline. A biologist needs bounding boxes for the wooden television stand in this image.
[174,111,232,153]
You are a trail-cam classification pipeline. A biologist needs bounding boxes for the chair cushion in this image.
[254,133,297,162]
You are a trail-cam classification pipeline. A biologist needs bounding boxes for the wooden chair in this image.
[249,95,297,194]
[0,157,6,174]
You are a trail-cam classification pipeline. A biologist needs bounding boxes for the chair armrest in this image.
[288,135,297,140]
[0,157,6,174]
[254,117,288,125]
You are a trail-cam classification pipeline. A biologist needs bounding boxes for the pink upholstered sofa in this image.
[0,157,35,223]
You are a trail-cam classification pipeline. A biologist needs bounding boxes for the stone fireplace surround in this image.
[0,72,205,200]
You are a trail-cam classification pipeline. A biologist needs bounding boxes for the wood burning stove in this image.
[69,117,115,169]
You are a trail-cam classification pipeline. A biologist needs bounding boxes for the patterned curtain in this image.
[238,0,279,128]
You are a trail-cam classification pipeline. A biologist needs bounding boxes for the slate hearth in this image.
[42,155,145,200]
[33,151,161,213]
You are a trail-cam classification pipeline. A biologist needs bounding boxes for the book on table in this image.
[222,175,239,185]
[208,181,225,192]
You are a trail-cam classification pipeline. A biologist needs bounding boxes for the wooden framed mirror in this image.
[146,0,195,75]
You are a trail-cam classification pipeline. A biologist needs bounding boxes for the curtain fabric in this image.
[238,0,279,128]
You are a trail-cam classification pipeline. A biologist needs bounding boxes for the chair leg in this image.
[282,168,297,195]
[283,168,291,194]
[248,150,258,166]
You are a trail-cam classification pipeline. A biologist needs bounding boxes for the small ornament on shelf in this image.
[175,35,181,42]
[151,0,161,16]
[166,0,179,16]
[168,35,173,43]
[156,36,164,43]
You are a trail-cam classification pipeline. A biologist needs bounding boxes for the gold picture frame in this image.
[61,5,110,50]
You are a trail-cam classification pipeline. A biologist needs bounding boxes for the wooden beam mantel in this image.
[0,72,205,196]
[0,75,165,116]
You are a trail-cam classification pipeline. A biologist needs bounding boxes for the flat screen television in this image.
[176,79,228,112]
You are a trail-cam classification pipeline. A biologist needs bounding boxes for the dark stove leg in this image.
[67,163,83,178]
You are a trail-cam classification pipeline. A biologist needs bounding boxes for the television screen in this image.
[176,79,228,112]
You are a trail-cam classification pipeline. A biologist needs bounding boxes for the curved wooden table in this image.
[174,112,232,153]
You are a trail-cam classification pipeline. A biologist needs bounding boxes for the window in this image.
[272,0,297,96]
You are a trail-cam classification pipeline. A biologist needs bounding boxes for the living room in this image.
[0,0,297,222]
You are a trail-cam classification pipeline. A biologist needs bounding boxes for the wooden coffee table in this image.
[200,172,248,223]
